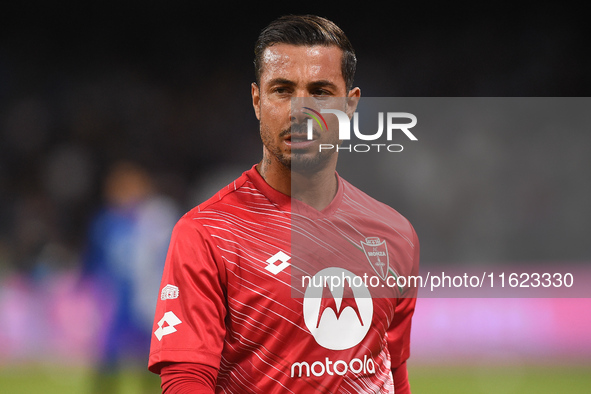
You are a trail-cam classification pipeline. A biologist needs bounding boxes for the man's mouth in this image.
[289,133,312,143]
[284,132,318,149]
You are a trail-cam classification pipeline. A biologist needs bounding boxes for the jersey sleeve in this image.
[148,215,228,374]
[387,225,419,368]
[160,362,218,393]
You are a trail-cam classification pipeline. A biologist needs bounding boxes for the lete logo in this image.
[303,267,373,350]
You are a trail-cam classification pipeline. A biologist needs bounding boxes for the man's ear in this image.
[251,82,261,120]
[346,87,361,119]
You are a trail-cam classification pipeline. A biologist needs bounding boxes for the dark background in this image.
[1,3,588,274]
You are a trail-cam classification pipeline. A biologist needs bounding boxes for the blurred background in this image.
[1,3,589,393]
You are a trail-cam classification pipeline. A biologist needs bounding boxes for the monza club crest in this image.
[361,237,389,280]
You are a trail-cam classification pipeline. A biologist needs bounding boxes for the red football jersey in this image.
[148,165,419,393]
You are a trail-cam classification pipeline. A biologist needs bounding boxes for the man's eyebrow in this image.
[308,80,338,89]
[266,78,338,90]
[267,78,296,86]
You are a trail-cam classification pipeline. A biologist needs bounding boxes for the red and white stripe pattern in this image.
[149,165,418,393]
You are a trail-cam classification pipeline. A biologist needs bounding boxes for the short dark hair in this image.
[254,15,357,91]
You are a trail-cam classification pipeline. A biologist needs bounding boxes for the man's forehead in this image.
[259,44,345,83]
[262,43,341,59]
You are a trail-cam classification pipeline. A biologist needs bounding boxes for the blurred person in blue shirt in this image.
[83,160,179,392]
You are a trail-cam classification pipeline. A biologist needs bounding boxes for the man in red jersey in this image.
[149,15,419,393]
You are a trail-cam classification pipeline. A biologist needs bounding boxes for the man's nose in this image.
[291,104,309,125]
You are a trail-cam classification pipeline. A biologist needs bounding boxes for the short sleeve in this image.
[148,215,227,374]
[387,225,419,368]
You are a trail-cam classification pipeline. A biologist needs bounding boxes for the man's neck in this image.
[256,155,338,212]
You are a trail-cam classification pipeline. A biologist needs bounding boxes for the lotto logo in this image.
[265,251,291,275]
[154,311,182,341]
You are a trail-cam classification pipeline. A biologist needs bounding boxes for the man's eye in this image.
[273,87,290,94]
[313,92,332,99]
[313,89,331,96]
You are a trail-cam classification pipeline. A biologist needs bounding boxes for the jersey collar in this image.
[245,164,344,219]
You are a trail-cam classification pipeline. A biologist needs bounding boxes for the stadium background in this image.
[1,3,589,393]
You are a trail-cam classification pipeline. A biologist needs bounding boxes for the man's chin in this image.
[289,150,335,174]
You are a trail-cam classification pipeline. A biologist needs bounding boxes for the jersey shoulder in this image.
[338,176,419,255]
[183,170,260,219]
[340,178,415,227]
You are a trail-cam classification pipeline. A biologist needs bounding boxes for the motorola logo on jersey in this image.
[303,267,373,350]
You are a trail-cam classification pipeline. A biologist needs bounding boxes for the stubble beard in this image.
[260,122,338,175]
